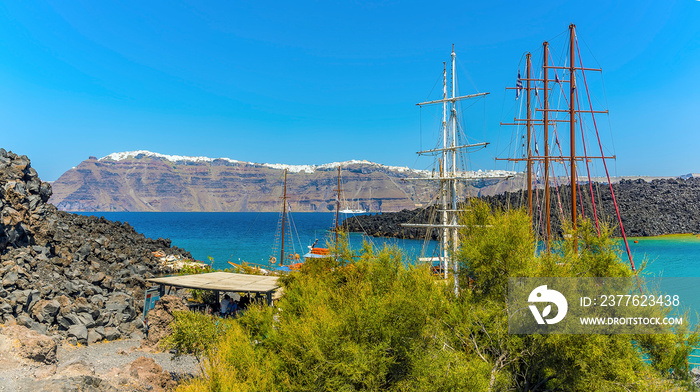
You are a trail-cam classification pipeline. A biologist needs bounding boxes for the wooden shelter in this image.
[146,271,281,305]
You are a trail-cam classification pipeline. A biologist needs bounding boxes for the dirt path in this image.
[0,337,199,391]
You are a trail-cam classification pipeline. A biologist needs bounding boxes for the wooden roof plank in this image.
[146,272,280,293]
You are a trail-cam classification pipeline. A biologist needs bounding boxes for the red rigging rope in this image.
[576,37,636,272]
[532,132,546,241]
[550,160,565,219]
[534,77,567,222]
[575,90,601,235]
[549,61,598,231]
[576,171,586,220]
[551,48,594,227]
[568,95,586,222]
[548,51,581,222]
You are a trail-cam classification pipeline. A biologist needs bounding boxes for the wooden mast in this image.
[569,24,578,248]
[526,53,533,216]
[335,166,341,262]
[500,26,615,256]
[543,41,551,252]
[280,169,287,266]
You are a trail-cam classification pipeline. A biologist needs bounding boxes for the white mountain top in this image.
[99,150,514,177]
[100,150,241,164]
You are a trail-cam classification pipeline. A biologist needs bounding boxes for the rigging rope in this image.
[576,38,636,272]
[575,90,601,235]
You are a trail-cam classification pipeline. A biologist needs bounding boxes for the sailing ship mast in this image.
[279,169,288,266]
[499,24,637,272]
[403,45,497,295]
[543,40,551,251]
[335,166,341,262]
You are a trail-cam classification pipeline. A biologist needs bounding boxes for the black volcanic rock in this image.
[0,149,191,344]
[343,178,700,239]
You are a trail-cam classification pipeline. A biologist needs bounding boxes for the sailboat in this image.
[302,166,342,262]
[269,169,305,271]
[339,206,368,214]
[498,24,636,271]
[402,46,508,294]
[269,166,345,269]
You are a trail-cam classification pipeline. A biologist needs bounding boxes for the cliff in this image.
[50,151,514,213]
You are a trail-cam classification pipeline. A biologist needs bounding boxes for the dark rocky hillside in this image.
[49,152,439,212]
[0,149,191,345]
[343,178,700,239]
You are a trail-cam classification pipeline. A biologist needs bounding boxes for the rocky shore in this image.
[342,177,700,239]
[0,149,192,345]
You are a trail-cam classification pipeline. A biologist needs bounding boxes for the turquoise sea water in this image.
[74,212,700,277]
[75,212,440,270]
[628,235,700,277]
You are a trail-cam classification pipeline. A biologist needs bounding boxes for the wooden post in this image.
[526,53,532,217]
[280,169,287,266]
[543,41,551,253]
[335,166,340,262]
[569,24,578,247]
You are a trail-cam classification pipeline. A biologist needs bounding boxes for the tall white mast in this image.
[403,46,506,296]
[441,62,449,279]
[449,45,460,295]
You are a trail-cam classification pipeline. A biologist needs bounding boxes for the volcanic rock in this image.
[142,295,187,348]
[0,149,193,344]
[2,325,58,364]
[128,356,178,391]
[343,178,700,239]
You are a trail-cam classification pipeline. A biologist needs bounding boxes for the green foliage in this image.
[162,311,232,363]
[455,200,696,391]
[227,260,270,275]
[177,202,698,391]
[178,263,212,276]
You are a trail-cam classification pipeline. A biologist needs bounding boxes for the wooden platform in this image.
[146,271,280,294]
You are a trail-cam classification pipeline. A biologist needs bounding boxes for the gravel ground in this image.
[0,337,199,391]
[56,339,199,375]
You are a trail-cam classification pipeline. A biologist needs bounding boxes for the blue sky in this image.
[0,0,697,181]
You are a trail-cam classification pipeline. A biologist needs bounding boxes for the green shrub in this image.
[176,203,697,391]
[162,311,231,363]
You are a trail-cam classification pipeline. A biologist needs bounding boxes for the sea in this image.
[73,212,700,277]
[75,211,700,364]
[74,212,440,269]
[76,212,700,322]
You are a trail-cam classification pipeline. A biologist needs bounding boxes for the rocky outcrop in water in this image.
[343,178,700,239]
[0,149,191,344]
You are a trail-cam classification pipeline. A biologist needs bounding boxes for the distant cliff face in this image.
[50,151,450,212]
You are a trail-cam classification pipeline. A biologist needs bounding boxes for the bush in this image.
[176,203,697,391]
[162,311,231,363]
